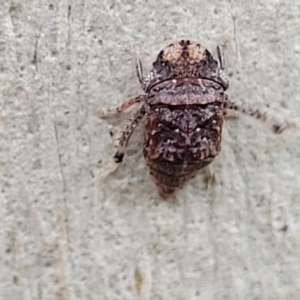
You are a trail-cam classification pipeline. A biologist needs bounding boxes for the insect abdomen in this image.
[143,101,223,198]
[147,159,212,199]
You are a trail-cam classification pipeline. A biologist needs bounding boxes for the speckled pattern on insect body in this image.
[100,40,288,199]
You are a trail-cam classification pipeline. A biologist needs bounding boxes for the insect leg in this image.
[114,105,146,163]
[224,97,290,134]
[135,58,144,86]
[99,94,146,118]
[216,46,229,88]
[217,45,225,70]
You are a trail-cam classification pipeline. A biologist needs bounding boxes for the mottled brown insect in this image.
[100,40,288,199]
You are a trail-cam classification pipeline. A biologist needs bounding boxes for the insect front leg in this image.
[223,97,291,134]
[114,105,146,163]
[99,94,146,118]
[217,45,225,70]
[135,58,144,86]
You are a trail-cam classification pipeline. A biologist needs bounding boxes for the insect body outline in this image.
[100,40,288,199]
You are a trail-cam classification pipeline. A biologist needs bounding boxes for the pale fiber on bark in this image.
[1,1,300,299]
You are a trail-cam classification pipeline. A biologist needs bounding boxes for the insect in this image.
[100,40,288,199]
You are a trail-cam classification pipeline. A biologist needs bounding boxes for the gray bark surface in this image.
[1,1,300,299]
